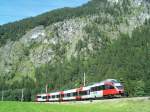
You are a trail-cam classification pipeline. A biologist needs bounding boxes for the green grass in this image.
[0,100,150,112]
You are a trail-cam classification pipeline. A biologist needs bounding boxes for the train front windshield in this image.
[116,86,123,90]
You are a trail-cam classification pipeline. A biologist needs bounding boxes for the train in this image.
[36,79,125,102]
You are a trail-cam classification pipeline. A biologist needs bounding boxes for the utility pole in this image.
[45,84,48,94]
[21,89,24,102]
[1,90,3,101]
[84,72,86,86]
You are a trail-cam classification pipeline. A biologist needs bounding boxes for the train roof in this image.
[90,82,104,87]
[63,88,76,93]
[50,92,60,95]
[103,79,119,83]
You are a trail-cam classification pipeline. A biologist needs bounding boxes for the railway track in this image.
[41,97,150,104]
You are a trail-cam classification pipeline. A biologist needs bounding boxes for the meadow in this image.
[0,99,150,112]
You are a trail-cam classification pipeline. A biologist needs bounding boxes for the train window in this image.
[105,85,109,90]
[116,86,123,89]
[37,96,41,98]
[79,91,87,96]
[48,96,51,99]
[42,96,46,99]
[91,87,96,92]
[91,86,104,92]
[73,92,77,96]
[67,93,71,97]
[97,86,104,90]
[69,93,72,97]
[109,85,114,89]
[105,85,114,90]
[56,95,60,98]
[52,95,55,98]
[111,79,118,83]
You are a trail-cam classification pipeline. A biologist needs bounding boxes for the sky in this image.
[0,0,89,25]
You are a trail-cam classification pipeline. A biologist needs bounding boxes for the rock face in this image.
[0,0,149,82]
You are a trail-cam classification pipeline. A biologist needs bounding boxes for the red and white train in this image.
[36,79,125,102]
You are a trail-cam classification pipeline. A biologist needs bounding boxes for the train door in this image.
[90,85,103,98]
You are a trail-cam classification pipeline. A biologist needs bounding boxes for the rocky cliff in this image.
[0,0,149,86]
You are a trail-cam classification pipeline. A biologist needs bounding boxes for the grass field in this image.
[0,98,150,112]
